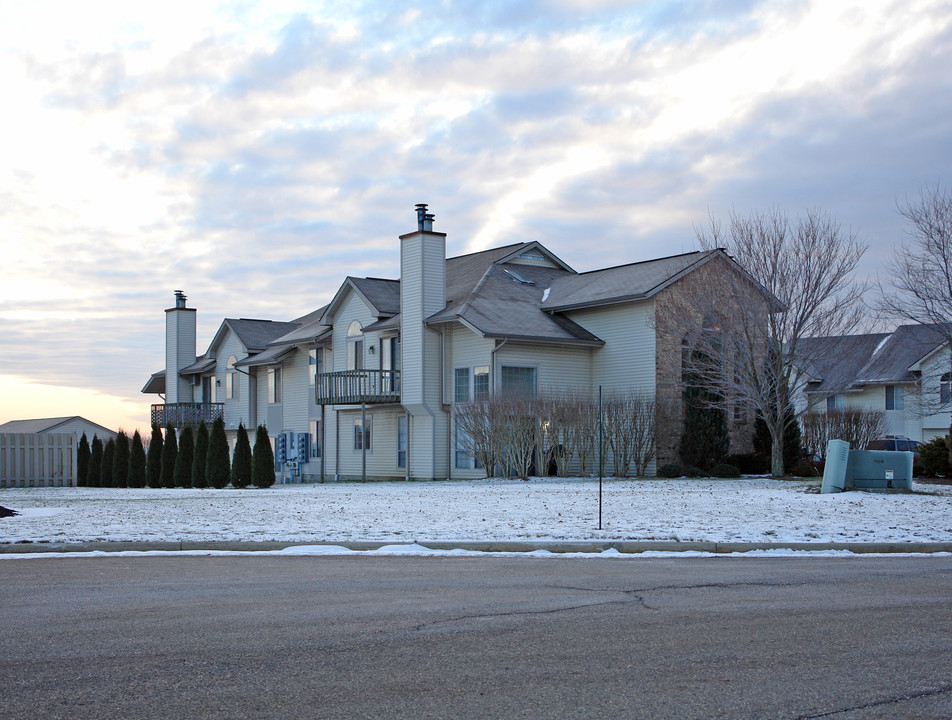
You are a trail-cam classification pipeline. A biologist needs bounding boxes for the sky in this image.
[1,0,951,436]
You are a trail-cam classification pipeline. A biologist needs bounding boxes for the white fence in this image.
[0,433,77,488]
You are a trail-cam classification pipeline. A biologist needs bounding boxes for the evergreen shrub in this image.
[919,437,950,477]
[206,417,230,489]
[160,425,177,488]
[710,463,741,478]
[147,424,163,488]
[658,463,682,478]
[231,423,253,488]
[174,426,194,488]
[129,430,147,488]
[77,433,90,487]
[253,425,275,488]
[192,421,209,489]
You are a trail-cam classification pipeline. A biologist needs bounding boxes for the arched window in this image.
[347,321,363,371]
[225,355,238,400]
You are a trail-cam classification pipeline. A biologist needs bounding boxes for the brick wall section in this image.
[653,255,763,467]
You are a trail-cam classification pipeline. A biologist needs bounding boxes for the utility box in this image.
[820,439,914,493]
[847,450,914,491]
[821,439,850,494]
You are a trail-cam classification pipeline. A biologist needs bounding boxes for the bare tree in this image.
[682,208,867,477]
[801,408,887,460]
[880,184,952,416]
[603,390,657,477]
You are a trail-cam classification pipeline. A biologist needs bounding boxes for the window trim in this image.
[500,364,537,396]
[353,416,372,452]
[397,415,407,469]
[267,367,282,404]
[885,385,904,411]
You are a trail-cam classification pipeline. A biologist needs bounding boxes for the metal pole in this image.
[598,385,603,530]
[361,402,367,482]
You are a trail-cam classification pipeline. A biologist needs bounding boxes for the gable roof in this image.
[540,250,721,313]
[798,323,951,392]
[321,277,401,322]
[0,416,115,436]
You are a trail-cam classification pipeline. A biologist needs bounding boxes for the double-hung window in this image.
[454,365,490,403]
[885,385,904,410]
[397,415,407,468]
[941,374,951,405]
[225,356,239,399]
[268,368,282,404]
[309,348,323,387]
[309,420,322,458]
[353,416,372,451]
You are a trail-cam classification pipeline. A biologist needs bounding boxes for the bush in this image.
[725,453,769,474]
[192,421,209,489]
[683,466,706,478]
[793,459,821,478]
[88,436,103,487]
[206,417,231,489]
[113,431,130,488]
[919,437,950,477]
[147,424,163,488]
[129,431,147,488]
[253,425,276,488]
[679,383,729,470]
[160,425,177,489]
[231,423,253,488]
[174,425,194,488]
[77,433,90,487]
[102,439,116,488]
[710,463,741,478]
[658,463,682,478]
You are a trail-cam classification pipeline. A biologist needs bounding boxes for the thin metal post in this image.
[598,385,603,530]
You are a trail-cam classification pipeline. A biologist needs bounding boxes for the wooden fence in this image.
[0,433,77,488]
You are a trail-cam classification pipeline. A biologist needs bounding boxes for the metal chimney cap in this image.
[173,290,187,308]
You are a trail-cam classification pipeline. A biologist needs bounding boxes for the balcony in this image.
[151,403,225,428]
[316,370,401,405]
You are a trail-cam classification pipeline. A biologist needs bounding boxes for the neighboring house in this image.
[796,324,952,443]
[0,417,116,487]
[143,205,764,480]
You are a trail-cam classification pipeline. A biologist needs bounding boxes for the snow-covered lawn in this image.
[3,477,952,545]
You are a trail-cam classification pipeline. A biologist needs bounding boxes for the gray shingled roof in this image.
[224,319,300,352]
[796,334,891,393]
[180,356,216,375]
[235,344,297,368]
[541,250,717,312]
[142,370,166,394]
[350,278,400,315]
[271,305,332,346]
[798,324,951,392]
[0,417,114,435]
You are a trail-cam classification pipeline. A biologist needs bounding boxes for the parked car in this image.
[866,436,921,458]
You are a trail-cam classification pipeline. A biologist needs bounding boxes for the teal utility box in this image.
[820,440,914,493]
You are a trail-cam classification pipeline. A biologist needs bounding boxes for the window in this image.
[941,374,951,405]
[353,416,372,451]
[309,420,322,458]
[501,365,536,396]
[347,321,364,371]
[454,368,470,403]
[268,368,282,404]
[826,394,843,412]
[397,415,407,468]
[226,356,238,400]
[208,375,216,403]
[455,425,473,469]
[885,385,904,410]
[309,349,323,387]
[382,336,401,392]
[454,365,490,403]
[474,366,489,400]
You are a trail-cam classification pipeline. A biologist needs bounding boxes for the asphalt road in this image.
[2,555,952,719]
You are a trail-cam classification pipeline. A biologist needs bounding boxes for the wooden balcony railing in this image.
[316,370,400,405]
[151,403,225,428]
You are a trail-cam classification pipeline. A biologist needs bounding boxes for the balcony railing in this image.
[151,403,225,428]
[316,370,401,405]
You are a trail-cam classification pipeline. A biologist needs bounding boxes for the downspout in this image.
[435,325,450,480]
[320,403,325,482]
[335,408,340,481]
[490,338,510,394]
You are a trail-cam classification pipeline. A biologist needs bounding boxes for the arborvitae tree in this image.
[206,416,230,489]
[101,439,116,488]
[252,425,275,488]
[174,425,194,488]
[679,383,730,471]
[191,421,209,489]
[160,425,178,489]
[77,433,90,487]
[113,430,130,488]
[129,430,147,488]
[231,423,253,488]
[147,424,163,488]
[88,436,103,487]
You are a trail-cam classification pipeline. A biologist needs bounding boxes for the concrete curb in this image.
[2,540,951,555]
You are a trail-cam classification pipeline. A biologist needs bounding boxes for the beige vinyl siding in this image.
[445,323,494,400]
[330,290,376,376]
[494,342,592,394]
[217,332,251,431]
[335,407,405,480]
[165,308,196,404]
[569,301,656,393]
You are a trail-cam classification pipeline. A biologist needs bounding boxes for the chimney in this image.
[400,204,448,479]
[165,290,197,405]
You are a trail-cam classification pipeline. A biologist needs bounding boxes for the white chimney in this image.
[165,290,197,405]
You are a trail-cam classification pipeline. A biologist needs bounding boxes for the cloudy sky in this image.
[1,0,950,435]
